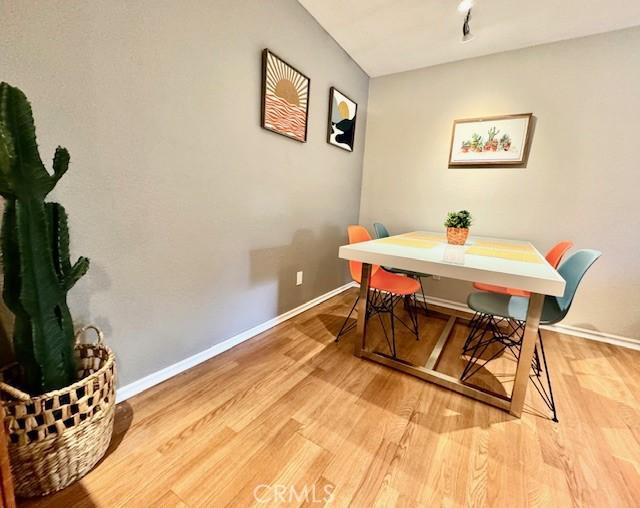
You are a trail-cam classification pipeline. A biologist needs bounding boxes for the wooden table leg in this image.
[353,263,372,358]
[510,292,544,417]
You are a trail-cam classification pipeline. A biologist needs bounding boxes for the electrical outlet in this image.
[296,271,303,286]
[432,275,441,281]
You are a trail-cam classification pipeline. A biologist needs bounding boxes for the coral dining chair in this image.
[336,225,422,357]
[372,222,431,316]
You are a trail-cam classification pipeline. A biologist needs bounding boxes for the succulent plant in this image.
[470,133,483,148]
[0,82,89,394]
[444,210,473,229]
[499,133,512,150]
[487,126,499,141]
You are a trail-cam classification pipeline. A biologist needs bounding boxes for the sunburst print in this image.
[261,49,310,142]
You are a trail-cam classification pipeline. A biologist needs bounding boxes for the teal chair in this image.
[461,249,601,422]
[373,222,431,318]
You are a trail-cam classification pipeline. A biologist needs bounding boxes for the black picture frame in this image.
[327,87,357,152]
[261,49,310,143]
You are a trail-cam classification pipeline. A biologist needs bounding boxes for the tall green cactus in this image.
[0,82,89,394]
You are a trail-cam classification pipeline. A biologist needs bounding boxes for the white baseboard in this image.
[418,294,640,351]
[116,282,355,403]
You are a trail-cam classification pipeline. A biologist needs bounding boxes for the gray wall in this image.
[1,0,369,385]
[360,27,640,339]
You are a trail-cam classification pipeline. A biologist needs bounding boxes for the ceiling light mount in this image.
[461,8,474,43]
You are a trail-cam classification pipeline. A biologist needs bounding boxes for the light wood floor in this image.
[21,289,640,507]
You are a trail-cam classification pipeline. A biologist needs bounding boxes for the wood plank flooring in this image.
[19,288,640,507]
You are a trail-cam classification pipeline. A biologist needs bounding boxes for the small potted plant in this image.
[484,126,499,152]
[499,133,511,151]
[444,210,473,245]
[460,140,471,153]
[471,133,483,152]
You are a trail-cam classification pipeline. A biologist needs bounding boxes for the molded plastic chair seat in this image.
[467,292,563,325]
[370,269,421,295]
[348,225,421,295]
[472,241,573,297]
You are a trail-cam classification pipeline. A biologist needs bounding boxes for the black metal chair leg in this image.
[411,294,420,340]
[462,311,560,422]
[463,312,486,353]
[467,310,481,332]
[335,295,359,342]
[390,294,397,358]
[417,277,429,316]
[537,330,558,422]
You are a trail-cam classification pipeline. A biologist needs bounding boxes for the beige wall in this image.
[360,27,640,339]
[1,0,368,385]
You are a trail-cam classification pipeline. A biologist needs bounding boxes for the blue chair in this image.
[461,249,601,422]
[373,223,431,317]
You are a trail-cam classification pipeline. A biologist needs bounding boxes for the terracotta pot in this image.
[446,227,469,245]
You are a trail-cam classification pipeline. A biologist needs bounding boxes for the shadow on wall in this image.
[70,261,113,338]
[249,225,347,315]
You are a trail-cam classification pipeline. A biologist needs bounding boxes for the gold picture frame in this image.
[448,113,533,167]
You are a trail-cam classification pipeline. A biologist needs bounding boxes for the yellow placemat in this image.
[401,232,446,243]
[466,246,542,263]
[473,240,532,251]
[378,237,439,249]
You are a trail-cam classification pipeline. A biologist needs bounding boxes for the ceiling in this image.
[298,0,640,77]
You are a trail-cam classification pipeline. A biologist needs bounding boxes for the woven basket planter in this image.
[446,227,470,245]
[0,325,115,498]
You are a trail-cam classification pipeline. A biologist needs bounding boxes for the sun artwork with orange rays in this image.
[261,49,310,142]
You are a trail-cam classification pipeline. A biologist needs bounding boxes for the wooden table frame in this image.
[354,262,544,417]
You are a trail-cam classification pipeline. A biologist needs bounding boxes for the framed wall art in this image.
[261,49,310,142]
[327,87,357,152]
[448,113,533,167]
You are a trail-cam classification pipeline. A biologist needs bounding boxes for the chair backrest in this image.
[553,249,601,319]
[373,223,390,239]
[545,241,574,269]
[347,225,380,282]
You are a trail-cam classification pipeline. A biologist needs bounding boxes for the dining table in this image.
[338,230,566,417]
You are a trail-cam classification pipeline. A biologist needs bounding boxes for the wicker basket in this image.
[446,227,470,245]
[0,325,116,498]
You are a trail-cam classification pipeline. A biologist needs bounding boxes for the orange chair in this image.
[336,225,422,356]
[472,241,574,297]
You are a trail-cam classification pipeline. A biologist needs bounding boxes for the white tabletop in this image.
[338,231,566,297]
